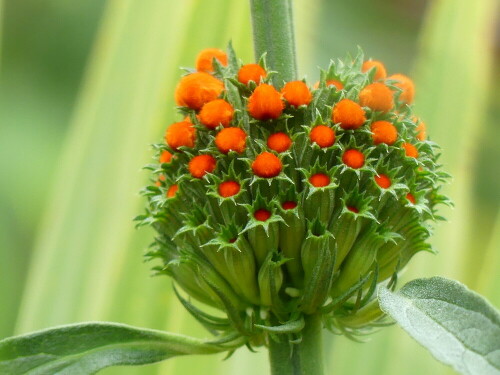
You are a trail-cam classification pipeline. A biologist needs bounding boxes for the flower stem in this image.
[268,314,324,375]
[249,0,298,87]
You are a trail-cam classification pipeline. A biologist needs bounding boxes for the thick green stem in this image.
[268,314,324,375]
[249,0,297,87]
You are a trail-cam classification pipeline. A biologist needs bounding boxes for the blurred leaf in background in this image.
[0,0,105,339]
[0,0,498,374]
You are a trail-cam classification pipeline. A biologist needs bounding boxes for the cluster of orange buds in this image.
[138,46,449,342]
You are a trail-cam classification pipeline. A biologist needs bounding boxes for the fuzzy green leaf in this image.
[0,322,236,375]
[379,277,500,375]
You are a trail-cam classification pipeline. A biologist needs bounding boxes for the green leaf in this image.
[254,316,305,333]
[378,277,500,375]
[0,322,239,375]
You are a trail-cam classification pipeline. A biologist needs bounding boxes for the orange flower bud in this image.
[281,81,312,107]
[313,80,344,90]
[332,99,366,129]
[362,60,387,81]
[326,80,344,90]
[175,72,224,110]
[406,193,416,204]
[359,82,394,112]
[218,181,240,197]
[215,127,246,154]
[199,99,234,129]
[267,132,292,153]
[347,206,359,213]
[167,184,178,198]
[188,154,216,178]
[402,142,418,158]
[155,175,166,187]
[374,174,391,189]
[159,150,173,163]
[371,120,398,145]
[195,48,228,73]
[254,208,271,221]
[310,125,335,148]
[251,152,282,178]
[389,74,415,104]
[342,149,365,169]
[416,121,426,141]
[165,121,196,150]
[309,173,330,187]
[282,201,297,210]
[238,64,266,85]
[247,84,284,120]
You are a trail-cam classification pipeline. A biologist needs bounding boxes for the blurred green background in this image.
[0,0,498,374]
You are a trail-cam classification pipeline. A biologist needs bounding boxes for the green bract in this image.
[137,45,450,346]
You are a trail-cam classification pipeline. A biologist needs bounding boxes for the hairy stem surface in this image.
[268,314,324,375]
[249,0,297,86]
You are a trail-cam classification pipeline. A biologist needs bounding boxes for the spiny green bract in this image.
[136,45,450,345]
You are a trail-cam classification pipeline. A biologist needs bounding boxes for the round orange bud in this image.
[165,121,196,150]
[238,64,266,85]
[406,193,416,204]
[199,99,234,129]
[402,142,418,158]
[371,120,398,145]
[359,82,394,112]
[188,155,216,178]
[218,181,240,198]
[310,125,335,148]
[167,184,178,198]
[281,81,312,107]
[175,72,224,110]
[215,127,246,154]
[326,80,344,90]
[309,173,330,187]
[282,201,297,210]
[389,74,415,104]
[251,152,282,178]
[247,84,284,120]
[155,175,166,187]
[416,120,427,141]
[267,132,292,153]
[313,80,344,90]
[332,99,366,129]
[375,174,391,189]
[159,150,173,164]
[195,48,228,73]
[342,149,365,169]
[362,60,387,81]
[254,208,271,221]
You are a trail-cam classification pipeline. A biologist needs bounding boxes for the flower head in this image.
[362,60,387,81]
[332,99,366,129]
[165,121,196,149]
[252,152,282,177]
[199,99,234,129]
[371,120,398,145]
[215,127,246,154]
[247,84,284,120]
[141,46,448,342]
[310,125,335,147]
[196,48,228,72]
[188,154,216,178]
[175,72,224,110]
[267,132,292,153]
[238,63,267,85]
[389,73,415,104]
[281,81,312,107]
[359,82,394,112]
